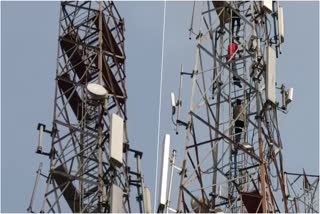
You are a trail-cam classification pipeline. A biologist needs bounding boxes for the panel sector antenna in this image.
[27,1,151,213]
[158,1,319,213]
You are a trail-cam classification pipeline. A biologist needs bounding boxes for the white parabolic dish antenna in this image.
[87,83,107,99]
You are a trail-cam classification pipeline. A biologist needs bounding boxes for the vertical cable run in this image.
[154,0,167,212]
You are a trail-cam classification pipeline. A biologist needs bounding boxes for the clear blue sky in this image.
[1,1,319,212]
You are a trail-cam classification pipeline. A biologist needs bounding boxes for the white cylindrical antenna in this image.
[143,187,152,213]
[171,92,176,115]
[159,134,171,211]
[287,88,293,104]
[166,150,177,213]
[27,162,43,212]
[37,125,44,153]
[278,6,285,43]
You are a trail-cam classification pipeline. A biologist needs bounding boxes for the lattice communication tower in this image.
[28,1,150,213]
[158,1,319,213]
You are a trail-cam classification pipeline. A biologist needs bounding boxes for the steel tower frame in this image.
[163,1,318,213]
[28,1,147,213]
[284,171,319,212]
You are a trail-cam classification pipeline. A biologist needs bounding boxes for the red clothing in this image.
[228,42,238,61]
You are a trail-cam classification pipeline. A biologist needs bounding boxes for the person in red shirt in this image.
[227,40,242,88]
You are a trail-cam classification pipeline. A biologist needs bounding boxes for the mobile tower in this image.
[28,1,150,213]
[159,1,319,213]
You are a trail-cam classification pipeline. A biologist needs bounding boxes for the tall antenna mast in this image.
[28,1,150,213]
[160,1,318,213]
